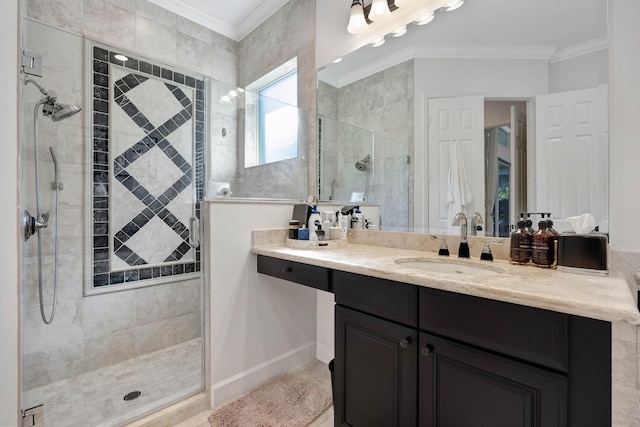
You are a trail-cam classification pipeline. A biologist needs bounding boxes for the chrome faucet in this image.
[452,212,470,258]
[470,212,484,236]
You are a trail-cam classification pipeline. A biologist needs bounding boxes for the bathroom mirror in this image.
[317,0,608,236]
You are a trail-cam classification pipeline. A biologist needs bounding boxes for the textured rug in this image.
[209,360,332,427]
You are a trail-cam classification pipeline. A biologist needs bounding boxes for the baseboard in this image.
[316,340,334,364]
[211,342,316,409]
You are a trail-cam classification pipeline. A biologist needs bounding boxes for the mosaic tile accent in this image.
[91,44,205,289]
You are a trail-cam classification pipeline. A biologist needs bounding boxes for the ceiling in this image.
[320,0,608,87]
[147,0,290,41]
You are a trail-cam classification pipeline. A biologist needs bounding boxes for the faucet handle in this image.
[480,239,503,261]
[430,235,450,256]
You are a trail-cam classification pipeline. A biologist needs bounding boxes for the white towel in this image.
[447,139,473,233]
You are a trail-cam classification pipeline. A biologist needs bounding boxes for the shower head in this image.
[25,76,82,121]
[50,103,82,121]
[355,154,371,172]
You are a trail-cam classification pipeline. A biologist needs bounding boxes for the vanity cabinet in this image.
[335,306,416,427]
[418,332,567,426]
[332,271,611,427]
[255,256,612,426]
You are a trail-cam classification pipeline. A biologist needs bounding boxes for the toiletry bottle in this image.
[308,205,321,235]
[531,218,554,266]
[351,207,363,229]
[288,220,300,240]
[315,224,325,241]
[337,211,349,239]
[546,213,559,265]
[510,214,531,263]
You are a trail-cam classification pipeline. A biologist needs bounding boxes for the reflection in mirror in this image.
[209,77,309,200]
[317,0,608,236]
[318,116,409,230]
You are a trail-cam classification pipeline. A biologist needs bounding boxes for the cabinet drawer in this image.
[257,255,331,292]
[334,271,417,327]
[419,287,568,372]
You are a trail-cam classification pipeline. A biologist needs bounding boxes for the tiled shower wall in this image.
[22,0,239,389]
[234,0,317,200]
[317,60,414,231]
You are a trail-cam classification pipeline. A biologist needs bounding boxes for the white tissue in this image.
[565,213,596,234]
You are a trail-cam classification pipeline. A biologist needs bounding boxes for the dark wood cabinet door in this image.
[418,333,567,427]
[335,305,417,427]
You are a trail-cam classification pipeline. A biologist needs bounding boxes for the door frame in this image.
[414,94,535,235]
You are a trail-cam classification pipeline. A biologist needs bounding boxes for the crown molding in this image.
[331,45,558,88]
[236,0,291,41]
[550,36,608,64]
[147,0,290,42]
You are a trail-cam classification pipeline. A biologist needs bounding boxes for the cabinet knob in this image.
[421,344,434,357]
[400,338,411,349]
[282,267,292,273]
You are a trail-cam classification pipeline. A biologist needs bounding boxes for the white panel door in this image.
[535,85,608,232]
[510,105,527,230]
[428,96,485,234]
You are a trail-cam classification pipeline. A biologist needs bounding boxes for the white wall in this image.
[0,2,19,425]
[609,0,640,251]
[413,58,548,231]
[208,200,318,408]
[549,49,608,93]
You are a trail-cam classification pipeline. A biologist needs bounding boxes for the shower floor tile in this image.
[24,338,203,427]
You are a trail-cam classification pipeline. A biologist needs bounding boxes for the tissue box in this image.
[557,233,608,275]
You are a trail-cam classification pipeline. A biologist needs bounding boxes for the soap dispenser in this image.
[531,215,554,267]
[510,214,532,263]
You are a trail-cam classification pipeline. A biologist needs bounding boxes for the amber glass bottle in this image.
[510,218,532,263]
[532,220,555,266]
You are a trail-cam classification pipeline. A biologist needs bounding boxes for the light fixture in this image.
[444,0,464,11]
[344,0,465,39]
[415,11,435,25]
[370,38,386,47]
[393,0,418,8]
[347,0,368,34]
[392,26,407,37]
[114,54,128,62]
[368,0,391,22]
[332,57,343,63]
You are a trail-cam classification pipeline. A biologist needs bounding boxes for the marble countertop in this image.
[251,242,640,325]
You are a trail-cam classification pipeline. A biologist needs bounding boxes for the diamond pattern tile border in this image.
[91,44,205,288]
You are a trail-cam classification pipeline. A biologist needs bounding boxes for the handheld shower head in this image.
[51,103,82,121]
[25,76,82,121]
[355,154,371,172]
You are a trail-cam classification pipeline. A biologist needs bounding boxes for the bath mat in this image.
[209,360,332,427]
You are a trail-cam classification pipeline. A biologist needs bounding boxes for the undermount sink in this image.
[395,257,505,276]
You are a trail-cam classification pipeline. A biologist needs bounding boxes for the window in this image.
[244,57,298,168]
[257,71,298,164]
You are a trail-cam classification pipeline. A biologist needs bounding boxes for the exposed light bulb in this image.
[444,0,464,11]
[370,38,386,47]
[114,54,128,62]
[368,0,391,22]
[347,0,368,34]
[416,11,435,25]
[392,26,407,37]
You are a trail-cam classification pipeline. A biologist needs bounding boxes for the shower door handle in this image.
[189,216,200,249]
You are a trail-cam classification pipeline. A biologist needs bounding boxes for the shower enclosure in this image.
[318,116,410,231]
[20,19,205,426]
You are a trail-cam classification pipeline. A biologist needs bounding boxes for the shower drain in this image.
[123,391,142,401]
